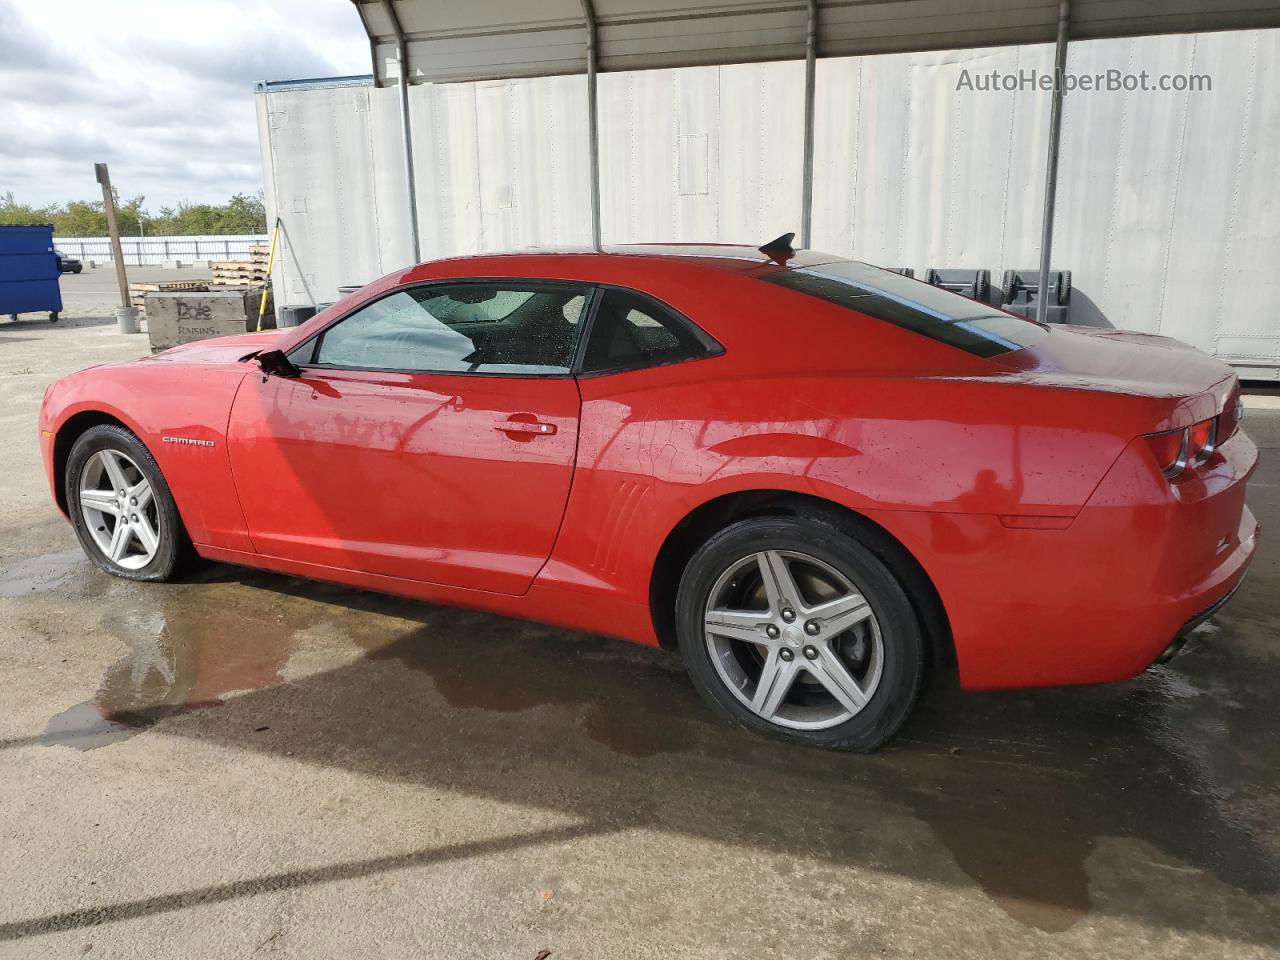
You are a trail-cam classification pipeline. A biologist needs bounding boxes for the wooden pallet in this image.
[129,281,213,315]
[131,280,209,293]
[207,278,266,288]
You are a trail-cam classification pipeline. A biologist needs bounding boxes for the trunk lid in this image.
[993,325,1238,429]
[995,325,1235,400]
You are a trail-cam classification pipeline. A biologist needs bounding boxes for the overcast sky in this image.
[0,0,369,211]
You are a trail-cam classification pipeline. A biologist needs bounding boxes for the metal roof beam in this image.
[380,0,421,264]
[581,0,602,249]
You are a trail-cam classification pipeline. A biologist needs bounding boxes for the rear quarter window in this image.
[580,288,717,373]
[760,261,1047,358]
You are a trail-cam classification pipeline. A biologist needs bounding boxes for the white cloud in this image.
[0,0,368,210]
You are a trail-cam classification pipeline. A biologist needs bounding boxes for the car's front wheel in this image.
[676,514,924,752]
[65,425,187,581]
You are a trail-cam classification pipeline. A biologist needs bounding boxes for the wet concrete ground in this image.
[2,296,1279,957]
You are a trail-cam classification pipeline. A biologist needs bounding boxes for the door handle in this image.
[495,418,557,436]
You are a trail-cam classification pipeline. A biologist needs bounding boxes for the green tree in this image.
[0,192,269,236]
[0,192,58,226]
[115,195,148,237]
[53,200,107,235]
[220,193,268,234]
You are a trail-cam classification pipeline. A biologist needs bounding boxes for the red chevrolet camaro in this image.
[39,241,1259,750]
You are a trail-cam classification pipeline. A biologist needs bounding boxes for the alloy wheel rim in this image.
[703,549,883,730]
[78,449,161,570]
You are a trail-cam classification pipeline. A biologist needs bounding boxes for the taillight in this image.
[1144,417,1216,479]
[1189,418,1215,463]
[1144,428,1188,479]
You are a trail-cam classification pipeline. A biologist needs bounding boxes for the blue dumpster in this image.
[0,224,62,322]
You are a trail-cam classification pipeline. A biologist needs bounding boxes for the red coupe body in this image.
[40,246,1259,691]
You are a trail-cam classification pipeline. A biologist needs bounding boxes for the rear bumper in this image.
[1156,573,1248,664]
[868,426,1260,691]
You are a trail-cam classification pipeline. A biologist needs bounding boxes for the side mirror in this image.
[256,349,301,378]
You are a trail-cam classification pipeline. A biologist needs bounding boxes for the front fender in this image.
[41,363,254,551]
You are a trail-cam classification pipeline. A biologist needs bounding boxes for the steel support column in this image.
[381,0,421,264]
[580,0,602,249]
[799,0,818,249]
[1036,0,1070,324]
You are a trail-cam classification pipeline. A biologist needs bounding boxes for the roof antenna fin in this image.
[758,232,796,265]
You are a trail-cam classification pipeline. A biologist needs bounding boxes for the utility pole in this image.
[95,162,139,334]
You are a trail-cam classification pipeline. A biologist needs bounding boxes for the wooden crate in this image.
[144,290,259,351]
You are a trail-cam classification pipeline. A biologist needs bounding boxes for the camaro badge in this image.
[162,436,216,447]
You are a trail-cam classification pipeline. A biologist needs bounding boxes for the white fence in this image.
[54,234,269,266]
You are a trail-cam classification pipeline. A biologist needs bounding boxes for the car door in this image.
[226,280,591,596]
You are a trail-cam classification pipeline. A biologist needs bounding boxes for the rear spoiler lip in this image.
[1161,371,1238,432]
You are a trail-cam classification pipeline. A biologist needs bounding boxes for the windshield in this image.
[760,260,1047,358]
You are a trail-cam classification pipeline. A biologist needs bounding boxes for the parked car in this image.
[56,250,82,274]
[38,239,1258,751]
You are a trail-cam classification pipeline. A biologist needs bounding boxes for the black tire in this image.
[49,311,59,322]
[975,270,991,304]
[65,424,189,582]
[675,514,925,752]
[1000,269,1018,305]
[1058,270,1072,305]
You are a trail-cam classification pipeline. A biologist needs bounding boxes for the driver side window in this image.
[310,282,591,375]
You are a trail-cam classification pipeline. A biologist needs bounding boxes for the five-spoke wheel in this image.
[78,449,161,569]
[65,424,187,581]
[703,549,883,729]
[677,512,924,751]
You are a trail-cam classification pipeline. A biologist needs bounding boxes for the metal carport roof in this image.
[348,0,1280,323]
[352,0,1280,84]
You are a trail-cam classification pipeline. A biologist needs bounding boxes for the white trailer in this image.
[255,29,1280,377]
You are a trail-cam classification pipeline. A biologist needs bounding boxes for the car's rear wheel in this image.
[66,425,187,581]
[675,514,924,752]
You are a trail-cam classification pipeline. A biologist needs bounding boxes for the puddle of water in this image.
[924,812,1093,932]
[0,549,86,598]
[42,700,222,751]
[42,592,301,751]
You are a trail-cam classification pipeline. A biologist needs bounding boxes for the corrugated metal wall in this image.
[256,28,1280,369]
